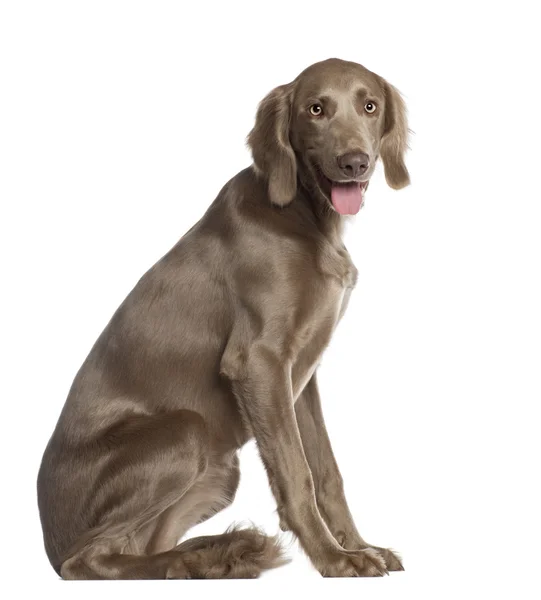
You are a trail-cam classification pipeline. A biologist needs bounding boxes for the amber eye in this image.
[309,103,323,117]
[364,101,377,114]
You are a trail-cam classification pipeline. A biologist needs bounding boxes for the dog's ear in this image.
[247,84,297,206]
[379,80,410,189]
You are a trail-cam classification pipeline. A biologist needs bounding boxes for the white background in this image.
[1,1,540,598]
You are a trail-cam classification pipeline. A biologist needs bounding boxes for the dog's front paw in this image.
[369,546,404,571]
[314,547,388,578]
[332,531,404,572]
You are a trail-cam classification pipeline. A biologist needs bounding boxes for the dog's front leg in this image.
[294,374,363,548]
[229,343,387,577]
[295,374,404,571]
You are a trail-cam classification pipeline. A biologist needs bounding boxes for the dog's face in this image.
[248,58,410,215]
[290,61,387,214]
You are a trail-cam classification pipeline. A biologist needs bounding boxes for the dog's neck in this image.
[240,166,346,248]
[295,172,345,246]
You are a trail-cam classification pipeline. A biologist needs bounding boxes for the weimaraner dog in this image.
[38,58,410,579]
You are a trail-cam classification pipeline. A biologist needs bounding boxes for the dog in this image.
[38,58,410,579]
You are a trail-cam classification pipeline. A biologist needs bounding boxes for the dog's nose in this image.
[337,151,369,178]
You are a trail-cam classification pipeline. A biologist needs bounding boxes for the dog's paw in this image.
[375,547,404,571]
[314,546,388,577]
[364,545,404,571]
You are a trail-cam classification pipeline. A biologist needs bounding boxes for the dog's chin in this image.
[312,167,369,216]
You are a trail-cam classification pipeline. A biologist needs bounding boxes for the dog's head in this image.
[248,58,410,215]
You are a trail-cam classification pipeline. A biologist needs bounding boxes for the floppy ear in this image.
[247,84,297,206]
[380,81,410,189]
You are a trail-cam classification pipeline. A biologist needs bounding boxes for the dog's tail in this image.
[60,524,288,579]
[172,525,288,579]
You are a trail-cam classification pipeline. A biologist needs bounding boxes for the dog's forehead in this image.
[293,59,382,99]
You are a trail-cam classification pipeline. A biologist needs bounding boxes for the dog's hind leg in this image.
[57,409,208,579]
[140,453,241,555]
[58,413,284,579]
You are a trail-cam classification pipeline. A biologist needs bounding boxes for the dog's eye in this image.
[364,101,377,114]
[308,103,323,117]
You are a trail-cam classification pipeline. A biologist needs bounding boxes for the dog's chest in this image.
[290,245,358,400]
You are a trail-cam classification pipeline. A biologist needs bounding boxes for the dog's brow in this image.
[308,94,338,112]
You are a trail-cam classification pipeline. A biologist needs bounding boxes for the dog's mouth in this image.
[314,168,369,215]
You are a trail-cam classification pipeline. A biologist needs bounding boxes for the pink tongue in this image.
[331,182,363,215]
